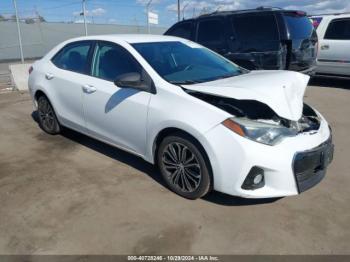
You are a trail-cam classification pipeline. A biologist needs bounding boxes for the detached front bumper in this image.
[203,115,333,198]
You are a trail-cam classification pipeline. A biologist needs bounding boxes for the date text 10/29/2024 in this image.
[128,256,220,261]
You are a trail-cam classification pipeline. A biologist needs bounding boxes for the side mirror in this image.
[114,72,148,91]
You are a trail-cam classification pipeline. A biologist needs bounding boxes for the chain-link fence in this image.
[0,0,225,61]
[0,1,171,61]
[0,21,167,61]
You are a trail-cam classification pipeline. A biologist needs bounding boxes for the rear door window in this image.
[324,19,350,40]
[197,19,227,50]
[283,13,314,39]
[52,41,92,74]
[166,22,193,40]
[232,13,279,51]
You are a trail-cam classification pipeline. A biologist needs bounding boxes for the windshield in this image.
[131,41,244,84]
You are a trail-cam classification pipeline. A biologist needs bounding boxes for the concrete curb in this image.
[9,63,32,91]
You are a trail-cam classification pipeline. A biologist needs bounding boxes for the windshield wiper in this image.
[196,72,243,83]
[214,73,240,80]
[169,71,244,85]
[169,80,202,85]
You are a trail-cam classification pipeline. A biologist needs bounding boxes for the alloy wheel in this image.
[162,142,202,193]
[38,97,56,132]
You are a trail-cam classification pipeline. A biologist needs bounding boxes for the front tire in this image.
[37,95,61,135]
[157,134,211,199]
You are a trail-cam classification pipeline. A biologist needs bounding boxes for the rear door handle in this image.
[45,73,54,80]
[82,84,96,94]
[321,44,330,50]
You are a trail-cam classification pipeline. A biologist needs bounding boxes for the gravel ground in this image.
[0,78,349,255]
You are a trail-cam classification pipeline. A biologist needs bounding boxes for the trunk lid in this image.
[183,70,310,121]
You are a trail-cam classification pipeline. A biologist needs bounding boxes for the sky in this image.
[1,0,350,27]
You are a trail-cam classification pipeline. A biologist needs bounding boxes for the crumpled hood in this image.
[183,70,310,121]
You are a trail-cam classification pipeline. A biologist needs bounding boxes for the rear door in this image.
[282,12,318,71]
[317,18,350,76]
[49,41,93,131]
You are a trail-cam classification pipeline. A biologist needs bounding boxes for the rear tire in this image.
[37,95,61,135]
[157,133,211,199]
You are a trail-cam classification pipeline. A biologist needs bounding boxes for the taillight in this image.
[29,66,33,74]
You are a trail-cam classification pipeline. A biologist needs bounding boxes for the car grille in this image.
[293,137,334,193]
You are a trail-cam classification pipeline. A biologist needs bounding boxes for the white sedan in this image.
[28,35,334,199]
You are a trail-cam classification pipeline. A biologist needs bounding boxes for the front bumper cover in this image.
[203,113,332,198]
[293,137,334,193]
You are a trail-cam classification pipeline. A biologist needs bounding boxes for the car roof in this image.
[310,13,350,19]
[196,8,306,18]
[64,34,183,44]
[168,8,307,26]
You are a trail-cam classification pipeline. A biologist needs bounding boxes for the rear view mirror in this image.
[114,72,148,91]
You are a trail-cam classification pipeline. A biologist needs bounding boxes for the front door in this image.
[83,41,152,156]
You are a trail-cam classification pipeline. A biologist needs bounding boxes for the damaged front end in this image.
[186,90,321,145]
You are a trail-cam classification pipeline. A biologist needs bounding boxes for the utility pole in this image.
[12,0,24,63]
[182,2,189,20]
[177,0,181,21]
[82,0,88,36]
[34,6,44,47]
[146,0,153,34]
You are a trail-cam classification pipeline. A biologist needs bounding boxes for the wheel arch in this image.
[152,127,214,188]
[34,89,47,102]
[33,89,61,124]
[33,89,57,111]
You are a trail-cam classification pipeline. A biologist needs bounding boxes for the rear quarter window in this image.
[231,13,280,51]
[283,13,314,39]
[232,13,279,41]
[197,19,226,46]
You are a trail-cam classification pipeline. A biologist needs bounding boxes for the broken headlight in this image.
[223,118,298,146]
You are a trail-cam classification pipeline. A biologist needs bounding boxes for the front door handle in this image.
[45,73,54,80]
[321,44,330,50]
[82,84,96,94]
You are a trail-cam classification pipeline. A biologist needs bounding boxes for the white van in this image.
[311,13,350,77]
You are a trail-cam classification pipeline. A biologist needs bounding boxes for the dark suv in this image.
[165,8,318,74]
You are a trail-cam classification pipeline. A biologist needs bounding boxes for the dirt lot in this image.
[0,78,349,255]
